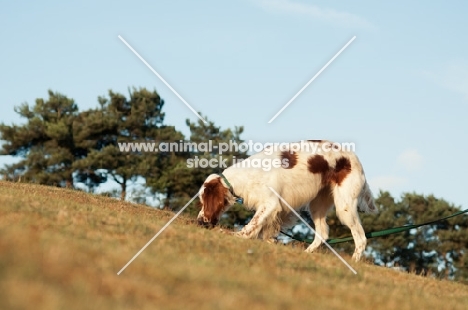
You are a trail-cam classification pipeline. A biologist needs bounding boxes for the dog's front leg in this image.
[235,201,280,239]
[235,208,266,239]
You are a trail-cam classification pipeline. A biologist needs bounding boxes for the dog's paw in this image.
[215,227,234,235]
[352,252,362,262]
[233,231,247,238]
[304,244,320,253]
[235,230,256,239]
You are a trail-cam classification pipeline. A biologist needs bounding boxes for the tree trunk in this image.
[164,190,172,210]
[120,178,127,201]
[444,255,450,280]
[66,175,73,188]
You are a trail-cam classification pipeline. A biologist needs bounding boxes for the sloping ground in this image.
[0,181,467,310]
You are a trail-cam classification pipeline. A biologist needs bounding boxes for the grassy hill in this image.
[1,181,467,310]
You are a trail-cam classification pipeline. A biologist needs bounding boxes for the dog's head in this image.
[197,174,235,228]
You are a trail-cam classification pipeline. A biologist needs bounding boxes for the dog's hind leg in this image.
[332,173,367,261]
[305,188,334,253]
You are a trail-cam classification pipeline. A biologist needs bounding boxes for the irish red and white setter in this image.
[197,140,377,261]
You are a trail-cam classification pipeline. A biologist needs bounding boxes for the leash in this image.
[281,208,468,245]
[219,171,468,244]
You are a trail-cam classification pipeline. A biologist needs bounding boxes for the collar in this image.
[218,173,243,204]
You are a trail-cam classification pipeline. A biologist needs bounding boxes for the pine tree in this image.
[290,190,468,282]
[0,90,84,187]
[359,192,468,280]
[73,87,181,200]
[146,114,248,216]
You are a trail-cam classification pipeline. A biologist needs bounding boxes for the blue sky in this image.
[1,0,468,209]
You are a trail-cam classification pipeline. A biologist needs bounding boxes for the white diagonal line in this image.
[268,36,356,124]
[268,187,357,274]
[117,192,199,275]
[118,35,207,124]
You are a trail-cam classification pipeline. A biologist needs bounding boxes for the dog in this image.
[197,140,377,261]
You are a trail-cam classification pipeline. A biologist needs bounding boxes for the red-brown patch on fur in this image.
[307,155,329,174]
[280,150,298,169]
[308,155,352,186]
[201,178,228,225]
[331,157,352,185]
[307,139,322,143]
[307,155,330,184]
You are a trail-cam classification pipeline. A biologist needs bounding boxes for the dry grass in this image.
[0,180,467,310]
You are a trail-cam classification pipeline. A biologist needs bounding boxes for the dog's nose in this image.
[197,217,217,228]
[197,218,210,227]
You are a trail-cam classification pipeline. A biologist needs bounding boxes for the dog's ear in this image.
[201,177,228,222]
[197,200,203,209]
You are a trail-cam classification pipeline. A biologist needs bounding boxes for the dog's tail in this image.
[358,181,378,214]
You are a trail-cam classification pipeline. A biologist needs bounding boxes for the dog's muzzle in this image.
[197,217,217,228]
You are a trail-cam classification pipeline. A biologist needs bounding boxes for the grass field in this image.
[1,181,467,310]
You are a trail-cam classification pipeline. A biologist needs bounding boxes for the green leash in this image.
[281,208,468,245]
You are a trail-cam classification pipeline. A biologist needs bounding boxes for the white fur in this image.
[197,140,377,261]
